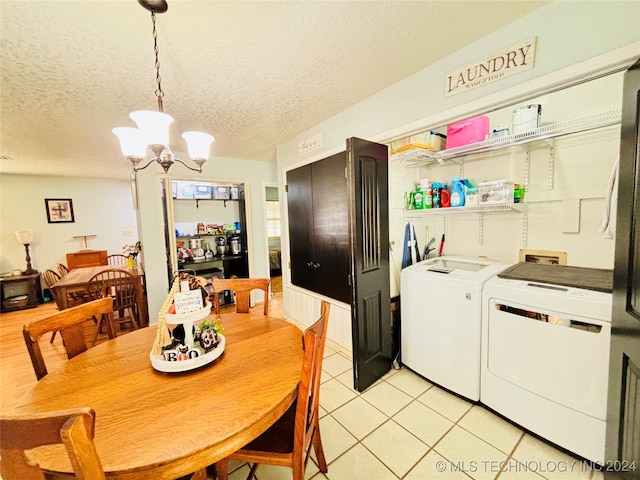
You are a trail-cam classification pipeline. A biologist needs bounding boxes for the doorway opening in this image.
[265,186,282,293]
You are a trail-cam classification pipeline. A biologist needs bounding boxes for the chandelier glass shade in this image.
[113,0,214,173]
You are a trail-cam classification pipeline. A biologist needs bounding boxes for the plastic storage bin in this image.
[391,131,446,154]
[446,115,490,149]
[478,180,514,205]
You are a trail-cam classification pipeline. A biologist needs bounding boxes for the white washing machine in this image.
[400,256,512,401]
[481,265,612,463]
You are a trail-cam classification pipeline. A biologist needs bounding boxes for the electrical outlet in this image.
[123,230,134,237]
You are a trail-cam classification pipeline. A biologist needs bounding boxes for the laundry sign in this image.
[445,37,536,97]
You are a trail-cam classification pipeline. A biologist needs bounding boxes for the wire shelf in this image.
[402,203,526,218]
[392,109,621,168]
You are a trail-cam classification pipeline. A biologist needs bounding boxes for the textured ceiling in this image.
[0,0,549,179]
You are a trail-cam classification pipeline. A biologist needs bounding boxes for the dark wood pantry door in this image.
[347,137,391,392]
[606,57,640,478]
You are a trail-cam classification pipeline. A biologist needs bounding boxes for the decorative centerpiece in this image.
[150,272,224,372]
[123,241,142,268]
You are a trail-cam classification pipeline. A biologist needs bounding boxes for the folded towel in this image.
[598,156,619,239]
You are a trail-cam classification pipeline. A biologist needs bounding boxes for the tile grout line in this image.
[319,371,456,479]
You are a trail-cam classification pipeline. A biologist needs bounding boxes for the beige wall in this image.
[276,1,640,350]
[0,174,137,277]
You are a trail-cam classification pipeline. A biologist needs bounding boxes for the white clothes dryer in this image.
[481,264,612,463]
[400,256,512,401]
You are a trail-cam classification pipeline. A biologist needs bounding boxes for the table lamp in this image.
[14,229,37,275]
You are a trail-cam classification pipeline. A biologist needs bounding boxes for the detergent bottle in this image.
[441,185,451,208]
[451,177,466,207]
[432,182,442,208]
[412,185,425,209]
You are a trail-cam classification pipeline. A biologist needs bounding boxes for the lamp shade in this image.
[112,127,147,158]
[182,131,215,160]
[130,110,174,146]
[15,229,33,245]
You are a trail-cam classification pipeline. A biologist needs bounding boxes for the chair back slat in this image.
[211,278,270,315]
[107,254,127,266]
[0,408,105,480]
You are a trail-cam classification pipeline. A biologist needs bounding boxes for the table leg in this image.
[53,286,69,310]
[136,280,149,327]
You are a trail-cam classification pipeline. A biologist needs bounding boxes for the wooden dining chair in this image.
[57,263,70,277]
[0,407,106,480]
[41,269,64,343]
[215,301,330,480]
[107,254,127,266]
[211,278,270,315]
[42,269,61,306]
[23,297,115,380]
[87,269,139,344]
[43,267,88,309]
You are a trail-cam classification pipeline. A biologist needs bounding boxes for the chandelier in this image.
[113,0,214,173]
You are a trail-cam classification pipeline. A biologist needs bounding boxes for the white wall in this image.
[0,174,137,277]
[275,1,640,350]
[135,156,277,325]
[397,72,623,272]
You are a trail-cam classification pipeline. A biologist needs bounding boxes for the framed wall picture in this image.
[45,198,75,223]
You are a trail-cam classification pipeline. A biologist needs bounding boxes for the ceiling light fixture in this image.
[113,0,214,173]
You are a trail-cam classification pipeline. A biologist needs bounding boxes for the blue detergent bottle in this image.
[450,177,466,207]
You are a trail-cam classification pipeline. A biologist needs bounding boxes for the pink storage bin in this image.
[446,115,490,149]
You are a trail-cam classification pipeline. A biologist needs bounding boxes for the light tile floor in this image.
[225,345,604,480]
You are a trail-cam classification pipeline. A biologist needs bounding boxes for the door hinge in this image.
[284,184,288,193]
[345,167,348,179]
[348,274,352,286]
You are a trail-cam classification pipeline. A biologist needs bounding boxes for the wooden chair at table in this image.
[42,269,62,308]
[57,263,70,277]
[0,407,106,480]
[211,277,270,315]
[43,267,88,310]
[215,301,330,480]
[87,269,139,344]
[41,269,63,343]
[107,254,127,266]
[23,297,115,380]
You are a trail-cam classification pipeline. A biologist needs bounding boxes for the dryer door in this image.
[486,298,610,419]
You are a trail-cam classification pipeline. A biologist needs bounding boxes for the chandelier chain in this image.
[112,0,211,174]
[151,10,164,112]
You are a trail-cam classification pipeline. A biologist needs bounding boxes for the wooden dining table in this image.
[51,265,148,327]
[15,312,303,480]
